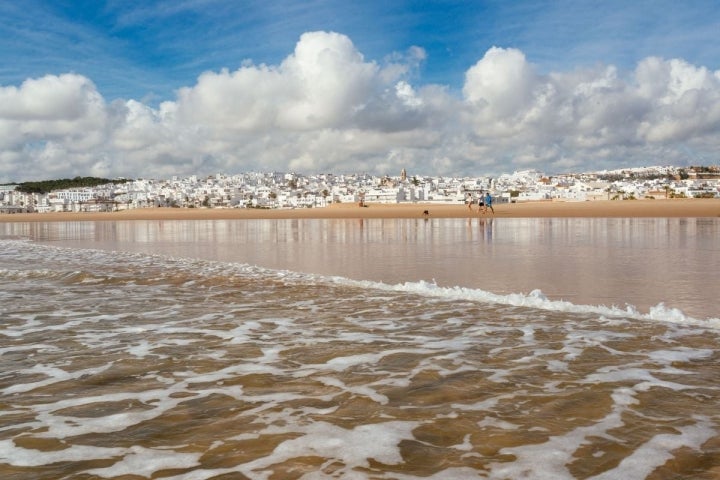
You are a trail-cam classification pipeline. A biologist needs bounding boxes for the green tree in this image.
[16,176,129,194]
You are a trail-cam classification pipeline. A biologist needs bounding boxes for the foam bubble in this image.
[2,363,114,395]
[0,439,125,467]
[84,446,201,478]
[589,416,716,480]
[240,420,419,476]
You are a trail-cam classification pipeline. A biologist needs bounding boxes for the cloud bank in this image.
[1,31,719,182]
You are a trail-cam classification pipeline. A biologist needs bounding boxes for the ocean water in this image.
[1,217,719,479]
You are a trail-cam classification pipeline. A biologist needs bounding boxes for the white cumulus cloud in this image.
[1,31,719,183]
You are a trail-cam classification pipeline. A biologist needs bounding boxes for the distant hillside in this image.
[14,177,130,194]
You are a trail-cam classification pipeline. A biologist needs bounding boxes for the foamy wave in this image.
[331,278,720,329]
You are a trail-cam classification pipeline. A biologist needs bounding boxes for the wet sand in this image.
[1,198,719,222]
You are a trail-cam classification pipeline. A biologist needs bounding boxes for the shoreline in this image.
[1,198,718,222]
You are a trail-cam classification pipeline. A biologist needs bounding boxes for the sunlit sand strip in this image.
[1,198,719,222]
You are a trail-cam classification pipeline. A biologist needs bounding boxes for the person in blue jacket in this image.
[484,192,494,214]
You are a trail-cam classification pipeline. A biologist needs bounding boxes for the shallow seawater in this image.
[1,217,719,479]
[7,216,719,319]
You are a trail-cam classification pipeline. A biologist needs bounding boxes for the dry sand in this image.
[1,199,719,223]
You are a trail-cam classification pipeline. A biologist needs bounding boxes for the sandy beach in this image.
[1,198,718,222]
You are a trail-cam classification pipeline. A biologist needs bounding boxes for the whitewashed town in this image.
[1,165,719,214]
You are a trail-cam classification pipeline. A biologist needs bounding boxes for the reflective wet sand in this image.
[5,216,718,319]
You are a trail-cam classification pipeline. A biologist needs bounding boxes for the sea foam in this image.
[332,277,720,328]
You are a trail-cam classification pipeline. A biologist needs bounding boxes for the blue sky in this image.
[1,0,719,181]
[4,0,717,103]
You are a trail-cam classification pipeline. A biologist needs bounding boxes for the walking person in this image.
[484,191,494,214]
[477,192,484,214]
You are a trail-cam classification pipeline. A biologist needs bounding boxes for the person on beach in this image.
[477,192,484,213]
[484,192,494,214]
[466,194,473,210]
